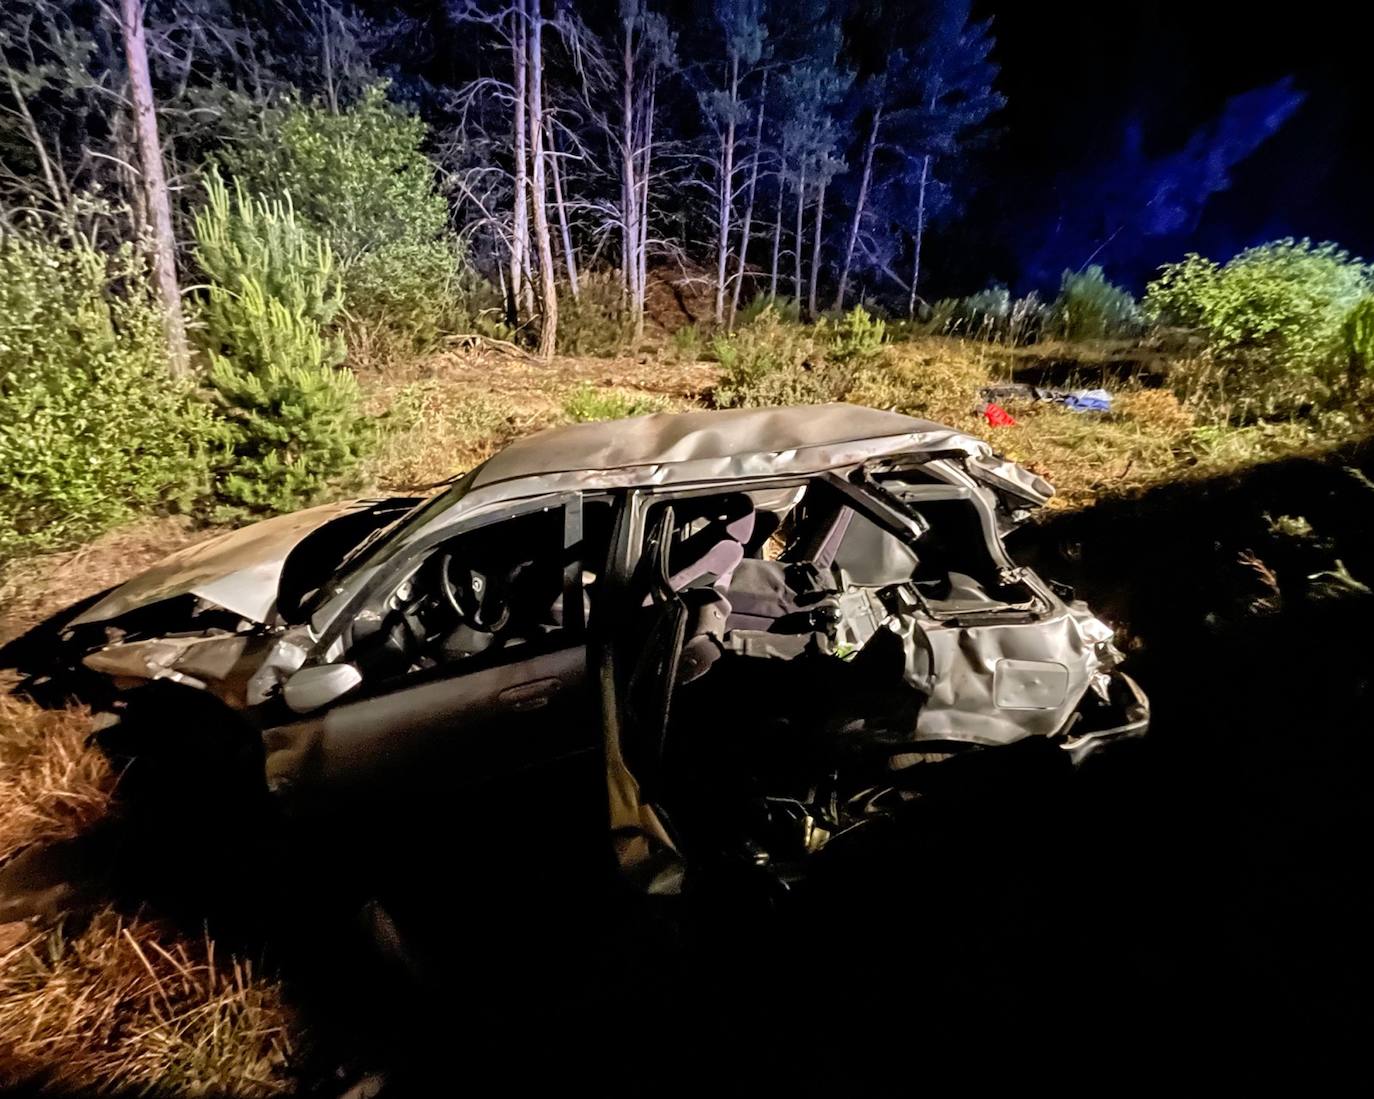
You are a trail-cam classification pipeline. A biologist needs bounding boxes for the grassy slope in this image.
[0,333,1364,1094]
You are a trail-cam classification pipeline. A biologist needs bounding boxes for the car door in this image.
[263,497,599,814]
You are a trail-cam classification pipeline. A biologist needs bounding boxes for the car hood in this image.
[70,500,373,627]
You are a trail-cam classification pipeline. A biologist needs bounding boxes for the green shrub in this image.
[669,323,703,362]
[558,273,633,357]
[717,359,852,408]
[0,238,215,560]
[562,383,668,422]
[736,294,800,327]
[946,286,1009,338]
[1048,266,1141,341]
[1145,239,1372,417]
[942,287,1045,345]
[216,84,465,354]
[206,359,370,516]
[1342,295,1374,393]
[710,306,816,407]
[193,171,372,517]
[193,171,344,374]
[821,305,887,364]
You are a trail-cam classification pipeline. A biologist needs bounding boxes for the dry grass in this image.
[0,678,109,867]
[985,389,1197,508]
[0,909,296,1096]
[844,337,1355,508]
[0,523,295,1097]
[0,516,220,648]
[0,678,297,1097]
[358,347,715,491]
[847,338,995,431]
[367,382,527,491]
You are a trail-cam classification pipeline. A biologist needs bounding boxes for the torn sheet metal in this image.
[912,602,1118,746]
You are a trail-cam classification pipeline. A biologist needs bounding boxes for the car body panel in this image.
[372,405,1052,563]
[70,499,374,627]
[262,642,590,799]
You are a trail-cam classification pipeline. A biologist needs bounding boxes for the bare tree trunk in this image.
[769,160,784,302]
[509,6,531,326]
[712,52,739,326]
[118,0,188,377]
[549,125,579,300]
[634,74,654,345]
[619,173,630,303]
[908,153,929,319]
[834,102,881,312]
[808,175,827,320]
[728,76,766,330]
[527,0,557,359]
[793,163,806,305]
[620,12,642,338]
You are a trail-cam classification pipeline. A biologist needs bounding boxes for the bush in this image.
[562,383,668,422]
[821,305,887,364]
[669,323,703,362]
[193,171,344,373]
[710,306,816,407]
[846,348,990,428]
[941,287,1045,345]
[0,237,215,560]
[216,83,465,354]
[558,273,633,357]
[719,359,853,408]
[1342,295,1374,393]
[1047,266,1141,341]
[736,294,800,327]
[193,171,373,517]
[1144,239,1372,417]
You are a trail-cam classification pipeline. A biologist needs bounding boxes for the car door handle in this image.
[498,678,562,712]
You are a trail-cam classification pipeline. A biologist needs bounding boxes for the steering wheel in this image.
[438,551,511,633]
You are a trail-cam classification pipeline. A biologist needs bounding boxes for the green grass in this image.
[562,383,670,422]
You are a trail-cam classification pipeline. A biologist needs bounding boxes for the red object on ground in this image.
[983,402,1018,427]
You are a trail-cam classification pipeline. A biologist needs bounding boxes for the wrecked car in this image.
[45,404,1147,892]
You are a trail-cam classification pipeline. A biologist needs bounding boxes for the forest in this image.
[2,0,1370,562]
[1,0,1372,1094]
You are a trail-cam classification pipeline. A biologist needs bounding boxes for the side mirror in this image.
[283,662,363,714]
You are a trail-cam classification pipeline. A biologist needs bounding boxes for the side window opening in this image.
[348,504,591,684]
[875,477,1035,609]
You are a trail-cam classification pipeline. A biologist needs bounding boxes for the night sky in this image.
[971,0,1373,291]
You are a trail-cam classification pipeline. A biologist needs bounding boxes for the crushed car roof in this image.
[471,404,950,488]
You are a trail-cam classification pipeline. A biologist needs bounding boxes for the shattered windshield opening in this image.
[300,469,481,618]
